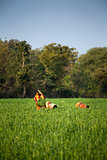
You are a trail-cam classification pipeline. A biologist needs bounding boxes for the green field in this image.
[0,98,107,160]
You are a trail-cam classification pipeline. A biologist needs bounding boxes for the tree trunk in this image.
[22,52,25,68]
[22,84,26,98]
[22,52,26,98]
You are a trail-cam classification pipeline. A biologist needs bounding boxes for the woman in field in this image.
[34,90,57,110]
[75,102,90,108]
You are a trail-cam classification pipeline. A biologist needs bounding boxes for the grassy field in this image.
[0,98,107,160]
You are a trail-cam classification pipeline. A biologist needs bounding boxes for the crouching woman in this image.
[75,102,90,108]
[34,90,57,110]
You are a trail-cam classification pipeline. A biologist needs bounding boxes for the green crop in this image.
[37,99,46,106]
[0,98,107,160]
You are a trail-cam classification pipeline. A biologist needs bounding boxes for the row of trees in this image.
[0,39,107,98]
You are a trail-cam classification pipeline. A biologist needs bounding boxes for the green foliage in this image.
[40,43,78,77]
[0,38,107,98]
[76,47,107,97]
[14,40,31,97]
[61,47,107,98]
[78,47,107,71]
[37,99,46,106]
[0,39,18,97]
[17,66,30,84]
[0,98,107,160]
[39,43,78,97]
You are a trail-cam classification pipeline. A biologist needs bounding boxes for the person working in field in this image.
[34,90,57,110]
[75,102,90,108]
[34,90,46,110]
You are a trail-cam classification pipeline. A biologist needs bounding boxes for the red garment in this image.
[34,91,45,103]
[80,103,86,108]
[34,95,40,102]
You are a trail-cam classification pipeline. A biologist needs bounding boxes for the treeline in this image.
[0,39,107,98]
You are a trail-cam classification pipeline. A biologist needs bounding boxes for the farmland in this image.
[0,98,107,160]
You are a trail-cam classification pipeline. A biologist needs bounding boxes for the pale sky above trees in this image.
[0,0,107,55]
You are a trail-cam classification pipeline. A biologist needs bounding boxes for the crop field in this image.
[0,98,107,160]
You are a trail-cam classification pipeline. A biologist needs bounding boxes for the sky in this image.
[0,0,107,55]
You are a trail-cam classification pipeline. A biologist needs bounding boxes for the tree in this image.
[40,43,78,97]
[67,63,96,97]
[40,43,78,77]
[92,66,107,97]
[75,47,107,97]
[0,39,10,97]
[16,41,31,98]
[27,49,46,97]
